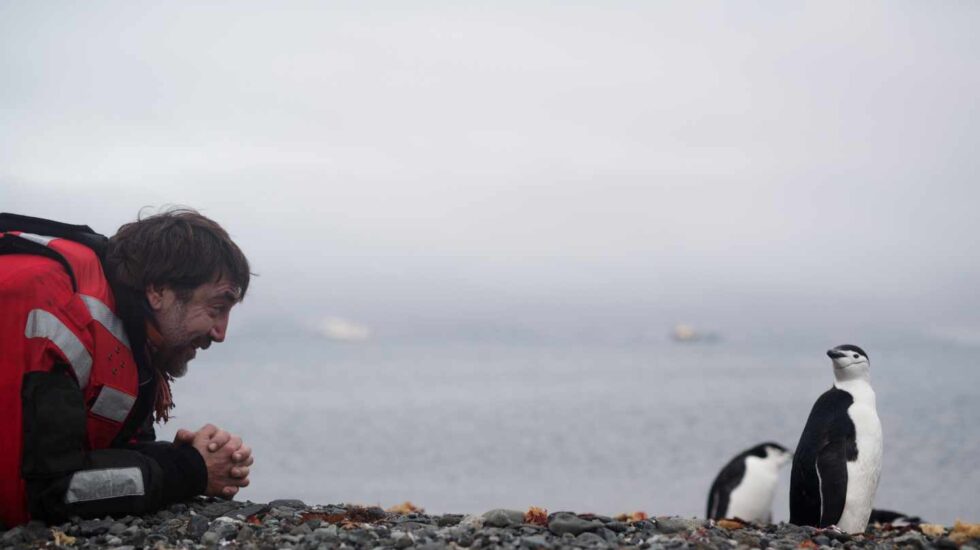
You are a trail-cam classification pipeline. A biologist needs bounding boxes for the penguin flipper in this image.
[815,438,848,527]
[707,456,746,519]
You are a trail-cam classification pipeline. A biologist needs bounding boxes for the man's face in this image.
[147,277,240,378]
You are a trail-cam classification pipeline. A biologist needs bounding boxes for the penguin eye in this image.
[852,354,859,359]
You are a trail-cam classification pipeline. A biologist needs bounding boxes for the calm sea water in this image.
[157,337,980,524]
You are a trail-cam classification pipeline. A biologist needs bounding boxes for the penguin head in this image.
[827,344,870,381]
[827,344,869,369]
[749,442,793,469]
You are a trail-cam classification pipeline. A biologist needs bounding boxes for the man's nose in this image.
[210,316,228,343]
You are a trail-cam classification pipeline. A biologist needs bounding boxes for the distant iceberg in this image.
[315,316,372,342]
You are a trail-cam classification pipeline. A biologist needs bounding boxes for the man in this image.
[0,209,254,527]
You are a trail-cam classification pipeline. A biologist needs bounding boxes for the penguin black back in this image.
[789,387,858,527]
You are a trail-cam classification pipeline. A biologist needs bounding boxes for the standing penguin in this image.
[707,442,792,523]
[790,345,882,533]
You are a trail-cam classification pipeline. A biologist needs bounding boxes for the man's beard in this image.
[156,347,190,378]
[153,300,193,379]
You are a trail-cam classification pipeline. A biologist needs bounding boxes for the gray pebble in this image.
[201,531,220,545]
[482,508,526,528]
[521,534,549,548]
[548,512,602,536]
[237,525,255,542]
[576,531,605,545]
[79,518,113,536]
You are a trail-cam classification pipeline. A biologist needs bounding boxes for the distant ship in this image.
[670,324,720,343]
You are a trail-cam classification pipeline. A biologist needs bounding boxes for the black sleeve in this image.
[21,367,208,523]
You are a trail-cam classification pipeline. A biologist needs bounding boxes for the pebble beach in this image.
[3,498,979,550]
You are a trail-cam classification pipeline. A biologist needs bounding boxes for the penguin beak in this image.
[827,349,846,359]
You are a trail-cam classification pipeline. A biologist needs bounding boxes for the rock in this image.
[201,531,220,545]
[548,512,602,536]
[224,502,270,520]
[436,514,464,527]
[79,518,113,536]
[237,525,254,542]
[268,498,307,509]
[458,514,485,530]
[1,526,25,545]
[654,517,703,534]
[606,521,628,533]
[596,527,617,542]
[521,534,549,548]
[201,500,239,518]
[186,514,210,540]
[314,526,341,542]
[576,531,605,545]
[482,509,526,528]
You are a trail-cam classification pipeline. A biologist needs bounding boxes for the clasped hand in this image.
[174,424,253,498]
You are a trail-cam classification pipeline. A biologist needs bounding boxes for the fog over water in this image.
[2,1,979,520]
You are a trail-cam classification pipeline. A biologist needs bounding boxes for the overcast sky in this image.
[3,1,979,345]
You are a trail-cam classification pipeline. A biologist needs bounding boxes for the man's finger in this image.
[222,486,239,498]
[225,436,243,453]
[207,429,231,452]
[231,466,250,479]
[232,445,252,463]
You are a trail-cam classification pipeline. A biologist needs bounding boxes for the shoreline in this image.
[2,498,978,549]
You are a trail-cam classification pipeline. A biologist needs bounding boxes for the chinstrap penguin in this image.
[790,344,883,534]
[869,509,922,527]
[707,442,792,523]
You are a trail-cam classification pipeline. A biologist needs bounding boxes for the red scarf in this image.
[145,321,175,424]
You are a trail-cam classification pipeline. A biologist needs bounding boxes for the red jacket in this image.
[0,216,205,526]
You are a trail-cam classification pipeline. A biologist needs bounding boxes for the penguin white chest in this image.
[726,456,779,523]
[839,401,882,533]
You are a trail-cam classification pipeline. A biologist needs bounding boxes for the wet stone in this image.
[548,512,602,536]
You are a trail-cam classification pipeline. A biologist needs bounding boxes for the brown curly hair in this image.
[105,207,251,302]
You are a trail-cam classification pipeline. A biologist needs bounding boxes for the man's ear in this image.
[146,284,167,311]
